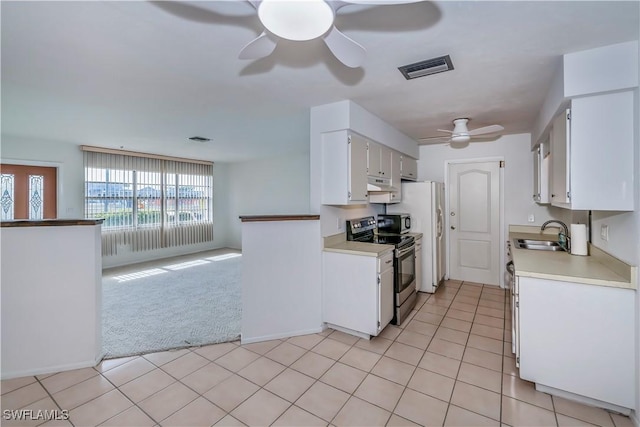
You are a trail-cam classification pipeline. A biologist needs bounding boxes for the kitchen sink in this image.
[513,238,566,252]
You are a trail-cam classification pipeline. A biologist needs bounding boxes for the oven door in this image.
[395,244,416,304]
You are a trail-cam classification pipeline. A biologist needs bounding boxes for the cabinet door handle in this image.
[385,259,393,264]
[451,226,456,230]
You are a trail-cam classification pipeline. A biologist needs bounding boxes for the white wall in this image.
[1,135,231,267]
[563,41,639,98]
[1,224,102,378]
[241,219,322,343]
[418,133,558,231]
[226,152,311,249]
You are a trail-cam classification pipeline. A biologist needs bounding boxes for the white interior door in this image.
[448,161,500,285]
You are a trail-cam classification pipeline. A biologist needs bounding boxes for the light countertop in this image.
[323,240,394,257]
[323,232,395,257]
[323,231,422,257]
[509,228,635,290]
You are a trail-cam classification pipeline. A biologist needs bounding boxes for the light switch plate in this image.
[528,214,535,223]
[600,224,609,241]
[337,217,343,230]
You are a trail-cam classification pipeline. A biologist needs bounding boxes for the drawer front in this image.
[378,251,394,272]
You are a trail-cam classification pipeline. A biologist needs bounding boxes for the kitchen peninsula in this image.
[1,219,103,379]
[239,215,323,344]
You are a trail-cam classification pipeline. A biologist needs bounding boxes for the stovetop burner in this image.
[370,233,414,247]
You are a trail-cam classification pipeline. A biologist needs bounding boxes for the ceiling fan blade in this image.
[468,124,504,136]
[418,136,452,145]
[238,32,277,60]
[436,129,454,134]
[341,0,423,4]
[322,26,366,68]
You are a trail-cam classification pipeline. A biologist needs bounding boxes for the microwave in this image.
[378,214,411,234]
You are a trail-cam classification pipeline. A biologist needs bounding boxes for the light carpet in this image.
[102,253,242,359]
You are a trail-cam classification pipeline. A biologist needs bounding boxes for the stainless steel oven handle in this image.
[396,245,415,258]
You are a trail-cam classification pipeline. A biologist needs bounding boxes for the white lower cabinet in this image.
[517,276,635,410]
[323,249,394,337]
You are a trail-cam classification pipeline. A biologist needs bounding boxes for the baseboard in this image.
[535,384,632,416]
[240,327,323,344]
[1,359,98,380]
[325,323,370,340]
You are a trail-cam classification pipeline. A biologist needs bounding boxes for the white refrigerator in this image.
[388,181,445,293]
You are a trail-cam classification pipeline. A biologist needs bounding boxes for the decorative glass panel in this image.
[1,174,15,220]
[29,175,44,220]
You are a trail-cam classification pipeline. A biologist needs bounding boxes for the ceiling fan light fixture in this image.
[451,134,470,143]
[258,0,334,41]
[452,118,469,133]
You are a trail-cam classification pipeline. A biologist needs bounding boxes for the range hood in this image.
[367,176,395,192]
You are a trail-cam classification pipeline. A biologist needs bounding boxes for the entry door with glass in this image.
[0,164,57,220]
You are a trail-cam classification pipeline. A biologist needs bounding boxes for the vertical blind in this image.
[83,147,214,256]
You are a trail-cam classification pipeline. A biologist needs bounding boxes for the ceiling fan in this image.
[239,0,422,68]
[419,118,504,145]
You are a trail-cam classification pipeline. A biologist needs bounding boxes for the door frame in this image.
[444,157,505,287]
[1,158,64,218]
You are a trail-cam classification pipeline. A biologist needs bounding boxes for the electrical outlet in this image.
[528,214,535,223]
[337,217,343,230]
[600,224,609,241]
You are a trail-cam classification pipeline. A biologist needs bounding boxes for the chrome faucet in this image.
[541,220,570,251]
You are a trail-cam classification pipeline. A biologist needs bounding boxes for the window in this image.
[83,147,213,256]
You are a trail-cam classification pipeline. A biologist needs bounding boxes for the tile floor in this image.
[1,280,635,427]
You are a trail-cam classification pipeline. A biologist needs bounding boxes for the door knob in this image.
[451,226,456,230]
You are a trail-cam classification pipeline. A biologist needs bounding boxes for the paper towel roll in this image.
[570,224,588,256]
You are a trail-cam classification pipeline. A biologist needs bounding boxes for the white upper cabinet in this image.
[367,141,392,178]
[321,130,369,205]
[321,127,417,206]
[550,110,571,205]
[400,156,418,181]
[369,149,402,204]
[549,90,635,211]
[533,140,550,204]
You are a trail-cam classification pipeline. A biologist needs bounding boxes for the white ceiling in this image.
[2,1,638,162]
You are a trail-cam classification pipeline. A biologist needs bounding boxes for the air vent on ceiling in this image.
[188,136,211,142]
[398,55,454,80]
